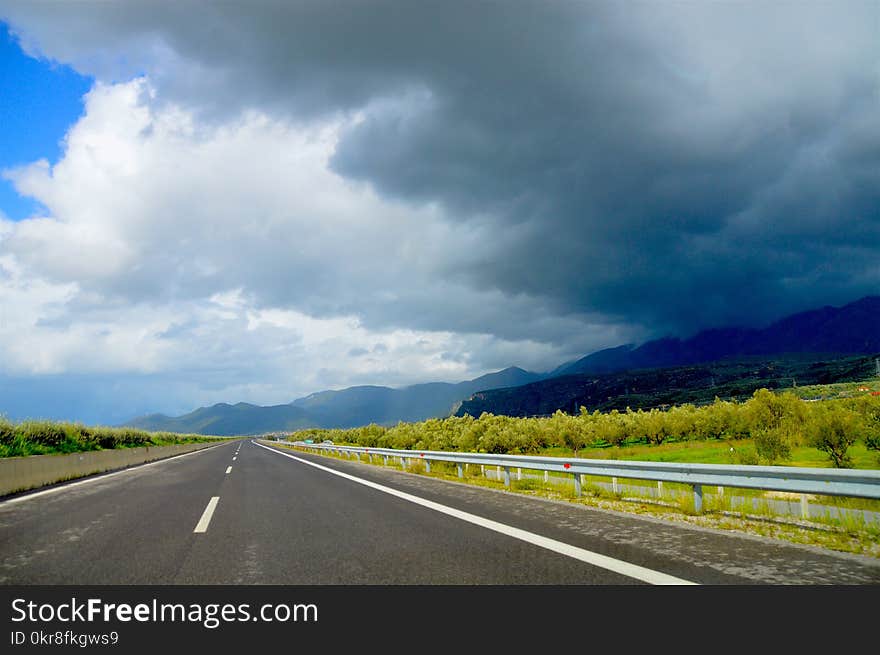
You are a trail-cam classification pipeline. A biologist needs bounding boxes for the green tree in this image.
[752,426,792,464]
[808,404,861,468]
[667,404,698,441]
[594,409,627,448]
[642,408,670,446]
[549,411,586,455]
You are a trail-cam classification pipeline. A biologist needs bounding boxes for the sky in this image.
[0,1,877,425]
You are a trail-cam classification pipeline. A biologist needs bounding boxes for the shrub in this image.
[735,447,760,466]
[20,421,71,448]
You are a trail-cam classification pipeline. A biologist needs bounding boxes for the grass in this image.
[0,417,226,458]
[564,437,880,469]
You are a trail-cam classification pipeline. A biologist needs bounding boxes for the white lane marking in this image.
[233,456,237,461]
[0,442,233,506]
[194,496,220,533]
[226,466,232,474]
[253,441,697,585]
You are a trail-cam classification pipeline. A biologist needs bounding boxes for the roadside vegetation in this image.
[0,418,222,458]
[291,385,880,470]
[281,383,880,556]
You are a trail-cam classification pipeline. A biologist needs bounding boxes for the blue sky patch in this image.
[0,21,92,220]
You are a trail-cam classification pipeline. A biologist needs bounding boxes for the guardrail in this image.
[281,441,880,513]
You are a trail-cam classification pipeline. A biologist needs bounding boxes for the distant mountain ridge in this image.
[289,366,542,428]
[552,296,880,378]
[125,295,879,435]
[125,366,542,435]
[126,402,316,436]
[456,296,880,418]
[455,352,880,419]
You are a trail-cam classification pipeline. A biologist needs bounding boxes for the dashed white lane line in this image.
[194,496,220,533]
[253,441,697,585]
[226,466,232,474]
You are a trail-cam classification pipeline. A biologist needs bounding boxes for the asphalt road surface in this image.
[1,439,878,584]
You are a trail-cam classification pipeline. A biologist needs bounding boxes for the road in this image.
[1,439,878,584]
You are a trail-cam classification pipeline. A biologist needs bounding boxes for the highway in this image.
[1,439,878,585]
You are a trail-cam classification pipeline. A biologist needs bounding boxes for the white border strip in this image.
[255,441,697,585]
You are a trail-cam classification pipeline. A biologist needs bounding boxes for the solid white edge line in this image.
[194,496,220,533]
[253,440,697,586]
[0,442,234,506]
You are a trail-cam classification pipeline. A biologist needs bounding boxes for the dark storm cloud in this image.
[3,0,878,340]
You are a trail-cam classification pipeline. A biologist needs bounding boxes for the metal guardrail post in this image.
[503,467,511,487]
[801,494,809,519]
[612,476,619,494]
[425,459,431,473]
[693,484,703,513]
[573,473,582,497]
[457,464,463,478]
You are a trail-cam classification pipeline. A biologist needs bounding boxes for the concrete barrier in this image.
[0,441,226,497]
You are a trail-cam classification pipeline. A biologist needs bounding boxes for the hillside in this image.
[553,296,880,377]
[126,402,316,436]
[291,366,542,427]
[455,353,880,418]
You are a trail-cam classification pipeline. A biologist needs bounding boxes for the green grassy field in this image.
[557,437,880,469]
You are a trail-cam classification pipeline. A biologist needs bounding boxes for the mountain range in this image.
[126,366,541,435]
[125,295,880,435]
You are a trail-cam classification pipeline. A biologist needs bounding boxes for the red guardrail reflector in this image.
[564,463,571,469]
[420,453,424,457]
